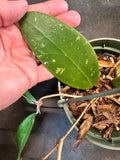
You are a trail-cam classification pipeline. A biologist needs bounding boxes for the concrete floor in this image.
[0,0,120,160]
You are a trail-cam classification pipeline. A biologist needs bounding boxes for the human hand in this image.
[0,0,81,110]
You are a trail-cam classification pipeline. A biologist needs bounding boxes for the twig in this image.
[41,144,58,160]
[42,100,94,160]
[55,103,92,159]
[56,139,64,160]
[63,99,96,140]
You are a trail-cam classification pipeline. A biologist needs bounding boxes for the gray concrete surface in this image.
[0,0,120,160]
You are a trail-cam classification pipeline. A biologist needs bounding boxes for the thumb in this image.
[0,1,28,27]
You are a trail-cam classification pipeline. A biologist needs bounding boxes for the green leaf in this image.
[16,113,36,159]
[116,64,120,76]
[24,90,37,104]
[112,76,120,87]
[17,158,22,160]
[19,12,99,89]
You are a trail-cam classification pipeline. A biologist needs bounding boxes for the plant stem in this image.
[38,93,82,103]
[56,99,95,160]
[62,103,91,140]
[56,139,64,160]
[41,144,58,160]
[37,93,82,113]
[42,100,94,160]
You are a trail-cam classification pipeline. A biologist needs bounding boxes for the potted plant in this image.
[58,38,120,150]
[16,11,120,160]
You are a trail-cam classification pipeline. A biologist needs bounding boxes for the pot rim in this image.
[89,38,120,54]
[89,37,120,42]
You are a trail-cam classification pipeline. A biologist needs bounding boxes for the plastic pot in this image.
[58,38,120,150]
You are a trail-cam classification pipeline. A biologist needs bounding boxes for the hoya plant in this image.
[16,12,120,160]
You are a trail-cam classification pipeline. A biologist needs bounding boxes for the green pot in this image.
[58,38,120,150]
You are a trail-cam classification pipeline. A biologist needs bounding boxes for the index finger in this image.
[28,0,68,17]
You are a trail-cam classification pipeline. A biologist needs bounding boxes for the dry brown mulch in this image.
[61,53,120,150]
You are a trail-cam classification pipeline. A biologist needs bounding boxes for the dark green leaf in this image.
[112,76,120,87]
[16,113,36,159]
[19,12,99,89]
[24,90,37,104]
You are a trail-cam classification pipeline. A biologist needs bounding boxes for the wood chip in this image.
[93,119,119,131]
[73,115,93,151]
[59,86,70,93]
[103,124,115,139]
[98,60,115,67]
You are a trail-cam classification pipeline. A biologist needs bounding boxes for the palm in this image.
[0,0,80,110]
[0,24,41,107]
[1,24,48,87]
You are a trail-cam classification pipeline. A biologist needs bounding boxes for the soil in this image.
[61,52,120,150]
